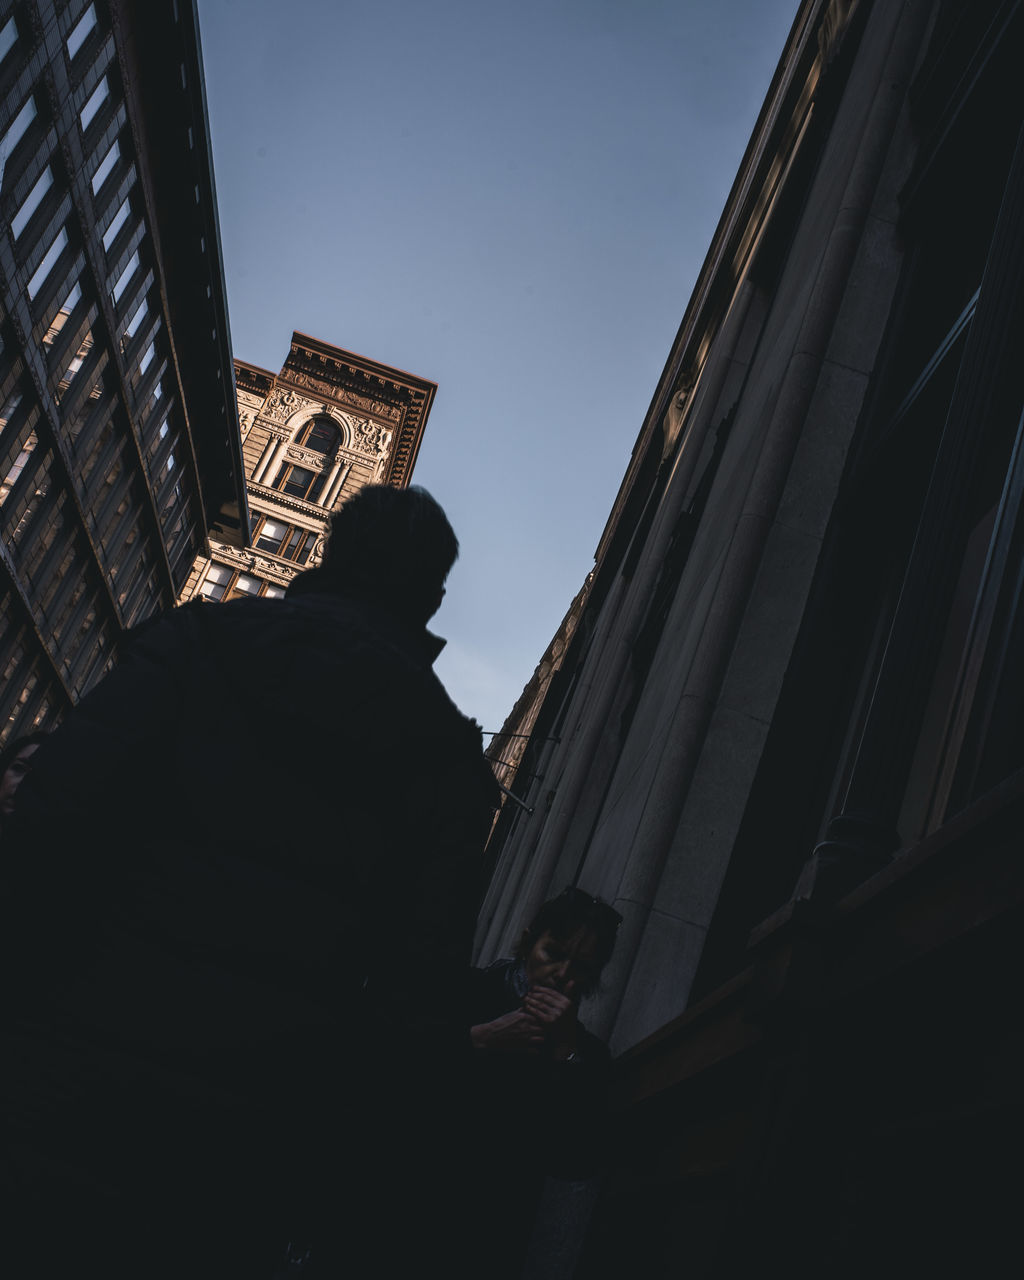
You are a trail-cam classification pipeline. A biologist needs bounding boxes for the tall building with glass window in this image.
[178,332,436,605]
[0,0,246,741]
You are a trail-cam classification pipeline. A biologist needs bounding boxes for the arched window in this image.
[296,416,340,455]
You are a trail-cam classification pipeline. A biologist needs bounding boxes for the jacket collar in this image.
[285,572,446,668]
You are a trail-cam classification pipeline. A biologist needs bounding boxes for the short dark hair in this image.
[319,484,458,621]
[520,886,623,990]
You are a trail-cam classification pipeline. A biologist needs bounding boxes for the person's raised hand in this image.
[523,986,578,1057]
[470,1009,545,1054]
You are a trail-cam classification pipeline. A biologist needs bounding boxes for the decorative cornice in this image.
[253,420,292,441]
[234,359,275,398]
[246,479,335,522]
[233,337,435,490]
[282,331,436,488]
[284,444,330,469]
[247,496,322,532]
[207,540,299,585]
[280,368,403,423]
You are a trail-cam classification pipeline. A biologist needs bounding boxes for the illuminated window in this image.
[232,573,262,598]
[111,248,139,304]
[0,96,37,188]
[91,139,119,195]
[0,430,36,506]
[138,340,156,378]
[199,562,282,602]
[102,197,131,252]
[0,15,17,65]
[11,167,53,240]
[66,4,97,61]
[272,463,322,501]
[27,227,69,299]
[43,282,83,346]
[121,296,148,345]
[252,514,318,563]
[80,77,108,132]
[54,329,95,404]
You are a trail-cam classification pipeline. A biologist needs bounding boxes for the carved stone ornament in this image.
[252,555,294,583]
[285,370,403,422]
[264,387,312,421]
[351,418,392,458]
[307,536,326,567]
[236,391,264,410]
[216,544,248,567]
[256,422,291,440]
[286,446,326,467]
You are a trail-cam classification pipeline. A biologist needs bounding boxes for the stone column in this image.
[321,461,351,510]
[253,438,287,486]
[318,453,344,506]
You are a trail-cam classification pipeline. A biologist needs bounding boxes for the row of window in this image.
[199,563,286,603]
[252,514,319,564]
[0,0,202,709]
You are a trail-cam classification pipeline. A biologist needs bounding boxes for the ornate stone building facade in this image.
[178,332,436,604]
[0,0,244,741]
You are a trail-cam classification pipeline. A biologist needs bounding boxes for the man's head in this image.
[0,732,46,817]
[518,886,623,1001]
[318,484,459,625]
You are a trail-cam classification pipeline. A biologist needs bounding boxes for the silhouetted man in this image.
[2,484,498,1276]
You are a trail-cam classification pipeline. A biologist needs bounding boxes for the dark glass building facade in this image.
[0,0,245,740]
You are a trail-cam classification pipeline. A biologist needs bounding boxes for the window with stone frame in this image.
[296,416,340,455]
[198,562,284,602]
[197,562,231,601]
[271,462,323,502]
[251,513,318,563]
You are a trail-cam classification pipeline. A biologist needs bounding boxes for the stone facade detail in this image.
[285,371,403,422]
[178,331,436,606]
[350,418,392,458]
[263,387,314,422]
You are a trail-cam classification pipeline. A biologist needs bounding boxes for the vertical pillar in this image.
[318,453,344,506]
[321,461,352,510]
[254,438,287,487]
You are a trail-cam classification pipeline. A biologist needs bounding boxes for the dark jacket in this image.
[467,959,611,1176]
[1,588,498,1269]
[464,959,612,1278]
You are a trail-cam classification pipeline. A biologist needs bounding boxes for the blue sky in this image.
[195,0,798,733]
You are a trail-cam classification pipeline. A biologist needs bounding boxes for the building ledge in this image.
[615,766,1024,1108]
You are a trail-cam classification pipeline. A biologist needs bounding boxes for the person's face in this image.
[0,744,39,815]
[523,926,601,1002]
